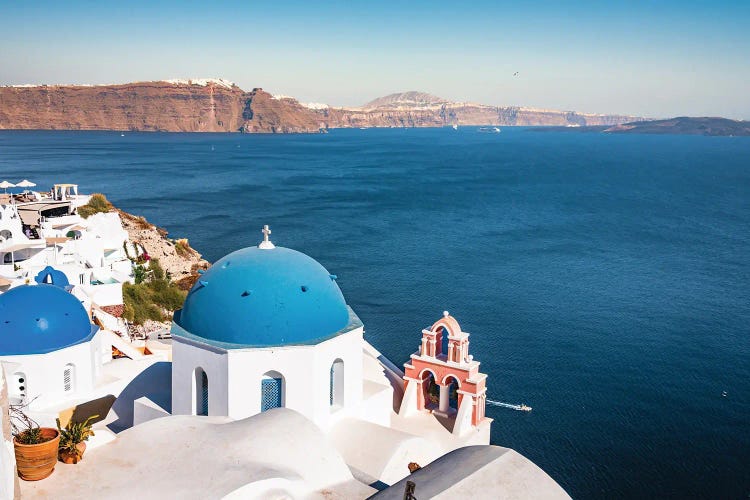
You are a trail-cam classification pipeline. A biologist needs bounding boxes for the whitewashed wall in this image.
[171,327,365,430]
[0,332,103,410]
[0,370,19,500]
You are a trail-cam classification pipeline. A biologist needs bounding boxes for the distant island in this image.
[0,79,640,133]
[535,117,750,137]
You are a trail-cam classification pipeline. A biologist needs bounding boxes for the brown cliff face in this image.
[0,82,640,132]
[239,90,324,133]
[0,81,251,132]
[322,103,637,128]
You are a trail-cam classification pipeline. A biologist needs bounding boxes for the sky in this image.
[1,1,749,119]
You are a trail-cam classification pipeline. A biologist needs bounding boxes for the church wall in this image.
[311,328,365,429]
[0,338,97,411]
[227,345,317,420]
[171,338,229,416]
[224,328,365,429]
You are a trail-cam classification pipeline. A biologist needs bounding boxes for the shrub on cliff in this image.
[174,239,192,258]
[122,283,163,324]
[77,193,113,218]
[122,258,186,324]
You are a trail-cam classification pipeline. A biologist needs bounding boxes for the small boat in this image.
[478,127,501,133]
[452,124,458,130]
[120,133,125,137]
[486,399,532,412]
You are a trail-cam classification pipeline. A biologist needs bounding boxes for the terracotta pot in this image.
[13,428,60,481]
[59,442,87,464]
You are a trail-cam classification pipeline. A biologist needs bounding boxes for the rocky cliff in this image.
[0,80,247,132]
[0,81,640,132]
[117,209,210,291]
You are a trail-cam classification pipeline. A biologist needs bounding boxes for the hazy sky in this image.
[2,1,749,119]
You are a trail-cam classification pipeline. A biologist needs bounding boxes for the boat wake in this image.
[486,399,532,412]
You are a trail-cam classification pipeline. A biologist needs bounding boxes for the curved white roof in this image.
[373,445,570,499]
[21,409,375,499]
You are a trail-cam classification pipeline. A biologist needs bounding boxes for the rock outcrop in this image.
[117,209,209,290]
[0,81,641,132]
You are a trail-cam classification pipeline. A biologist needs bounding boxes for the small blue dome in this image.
[176,246,350,347]
[34,266,70,288]
[0,285,97,356]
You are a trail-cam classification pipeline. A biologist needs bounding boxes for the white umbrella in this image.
[16,179,36,188]
[0,180,15,193]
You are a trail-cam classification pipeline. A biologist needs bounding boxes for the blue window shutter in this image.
[261,378,282,411]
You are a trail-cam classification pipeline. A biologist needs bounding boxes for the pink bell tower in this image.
[399,311,489,434]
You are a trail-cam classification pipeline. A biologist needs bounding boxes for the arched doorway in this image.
[330,359,344,409]
[194,367,208,416]
[261,371,285,412]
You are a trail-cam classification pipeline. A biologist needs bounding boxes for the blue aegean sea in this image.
[1,128,748,499]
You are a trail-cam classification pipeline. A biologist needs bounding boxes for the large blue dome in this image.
[0,285,97,356]
[175,246,351,347]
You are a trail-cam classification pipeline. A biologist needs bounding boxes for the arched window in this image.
[63,364,76,393]
[440,327,449,357]
[330,359,344,408]
[261,371,284,412]
[194,367,208,416]
[12,372,26,401]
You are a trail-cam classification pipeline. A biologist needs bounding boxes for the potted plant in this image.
[56,415,98,464]
[9,403,60,481]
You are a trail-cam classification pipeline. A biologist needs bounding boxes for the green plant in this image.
[122,282,163,323]
[150,258,165,281]
[77,193,113,219]
[122,260,186,324]
[56,415,97,461]
[133,264,148,284]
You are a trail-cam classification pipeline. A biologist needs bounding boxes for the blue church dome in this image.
[34,266,71,288]
[0,285,97,356]
[176,245,352,347]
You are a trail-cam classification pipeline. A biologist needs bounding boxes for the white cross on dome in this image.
[259,224,275,249]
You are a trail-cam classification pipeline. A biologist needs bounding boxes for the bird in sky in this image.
[513,72,519,76]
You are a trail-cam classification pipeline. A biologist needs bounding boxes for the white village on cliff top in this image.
[0,183,568,499]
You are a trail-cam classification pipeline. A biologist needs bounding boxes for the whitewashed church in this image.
[170,226,370,429]
[2,225,570,499]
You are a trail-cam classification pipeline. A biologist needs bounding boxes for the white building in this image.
[170,227,376,430]
[0,284,106,410]
[0,185,132,314]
